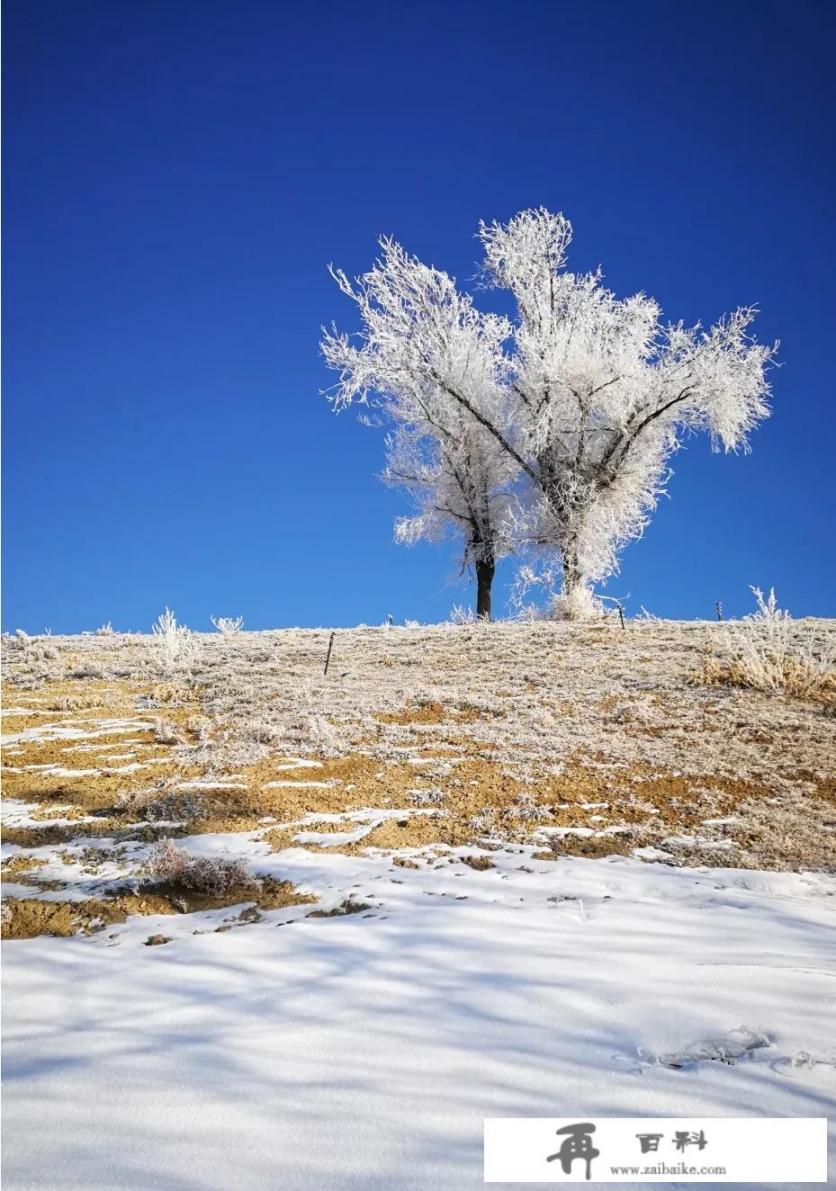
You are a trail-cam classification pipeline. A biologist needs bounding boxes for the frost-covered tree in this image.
[383,415,515,618]
[323,211,776,617]
[476,209,776,614]
[322,239,517,617]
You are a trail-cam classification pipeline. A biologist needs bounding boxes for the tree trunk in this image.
[475,556,495,620]
[559,538,596,618]
[562,538,582,597]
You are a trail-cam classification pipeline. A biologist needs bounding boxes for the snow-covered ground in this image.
[3,843,835,1190]
[3,622,834,1186]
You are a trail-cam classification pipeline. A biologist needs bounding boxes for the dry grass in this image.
[143,840,257,897]
[697,589,835,705]
[3,615,835,936]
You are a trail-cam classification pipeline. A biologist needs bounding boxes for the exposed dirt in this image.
[308,898,372,917]
[1,893,177,940]
[3,618,835,946]
[1,877,315,940]
[374,701,483,725]
[139,876,316,915]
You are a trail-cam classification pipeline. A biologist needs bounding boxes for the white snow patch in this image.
[262,780,337,790]
[1,718,154,746]
[176,780,249,791]
[3,846,835,1190]
[1,799,99,829]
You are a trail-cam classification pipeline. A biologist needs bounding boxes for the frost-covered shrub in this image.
[211,615,244,638]
[151,608,197,672]
[186,715,213,743]
[281,686,341,756]
[410,787,445,806]
[144,840,257,896]
[241,717,284,747]
[505,792,551,822]
[700,588,835,702]
[637,607,661,621]
[211,735,271,769]
[3,631,64,687]
[449,604,477,625]
[547,586,605,621]
[469,808,496,833]
[511,564,605,621]
[123,787,205,824]
[152,717,183,744]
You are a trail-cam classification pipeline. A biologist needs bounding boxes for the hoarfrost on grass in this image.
[701,587,835,703]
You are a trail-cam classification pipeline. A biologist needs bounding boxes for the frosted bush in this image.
[410,787,445,806]
[449,604,477,625]
[469,809,496,833]
[506,792,551,822]
[240,717,284,747]
[208,728,272,769]
[122,787,205,824]
[152,717,182,744]
[283,685,341,756]
[151,608,197,671]
[211,615,244,638]
[511,564,605,621]
[144,840,257,896]
[701,588,835,702]
[547,586,605,621]
[4,630,63,687]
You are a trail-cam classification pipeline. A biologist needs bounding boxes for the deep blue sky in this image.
[4,0,835,632]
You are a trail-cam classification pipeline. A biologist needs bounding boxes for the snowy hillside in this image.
[2,618,835,1188]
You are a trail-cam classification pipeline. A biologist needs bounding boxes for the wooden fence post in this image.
[323,631,335,676]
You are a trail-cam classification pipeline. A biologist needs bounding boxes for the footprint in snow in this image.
[656,1027,772,1070]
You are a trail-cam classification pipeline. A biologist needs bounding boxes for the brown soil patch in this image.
[461,854,494,870]
[811,776,836,806]
[138,876,315,914]
[345,815,456,851]
[1,819,182,849]
[536,831,649,860]
[533,766,766,830]
[262,826,301,852]
[374,701,483,726]
[2,743,195,808]
[375,702,448,725]
[256,750,833,871]
[1,854,46,878]
[2,892,176,939]
[187,813,267,836]
[29,805,89,821]
[308,898,372,917]
[2,877,315,940]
